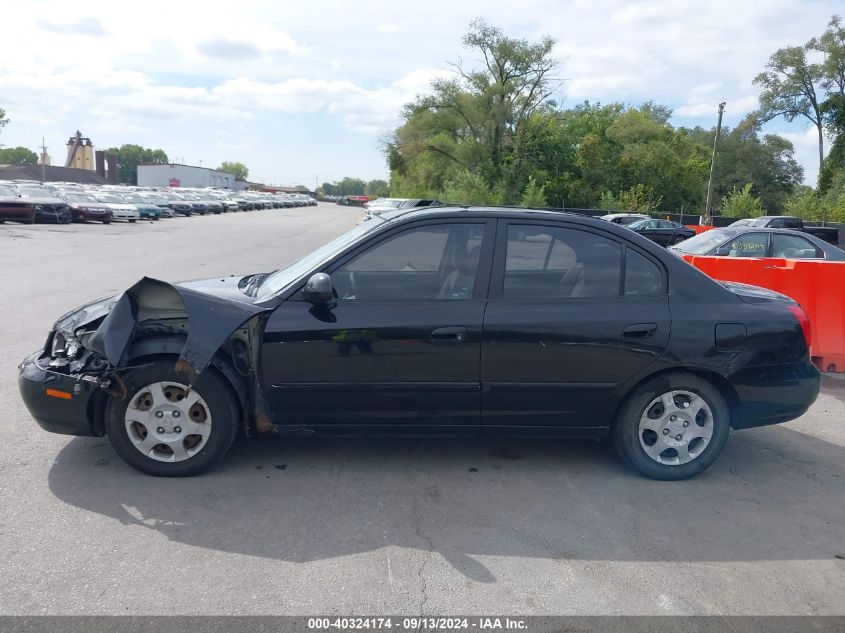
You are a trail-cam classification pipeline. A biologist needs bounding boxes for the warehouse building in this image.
[137,163,240,189]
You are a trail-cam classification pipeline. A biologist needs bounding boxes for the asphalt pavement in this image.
[0,203,842,615]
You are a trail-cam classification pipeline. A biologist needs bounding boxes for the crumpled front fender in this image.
[87,277,271,381]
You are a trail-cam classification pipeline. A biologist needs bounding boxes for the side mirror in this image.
[714,246,731,256]
[304,272,333,302]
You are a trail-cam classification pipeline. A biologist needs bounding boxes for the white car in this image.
[366,198,406,218]
[600,213,651,225]
[93,193,140,222]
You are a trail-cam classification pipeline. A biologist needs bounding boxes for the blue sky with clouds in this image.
[1,0,840,187]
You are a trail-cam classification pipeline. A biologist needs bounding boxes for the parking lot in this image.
[0,202,843,615]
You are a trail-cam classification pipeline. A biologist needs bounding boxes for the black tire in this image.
[105,360,240,476]
[611,372,731,480]
[102,220,111,224]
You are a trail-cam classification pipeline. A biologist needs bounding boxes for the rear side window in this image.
[503,225,621,299]
[771,234,821,259]
[625,250,663,295]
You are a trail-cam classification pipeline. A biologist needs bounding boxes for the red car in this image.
[62,192,113,224]
[0,185,36,223]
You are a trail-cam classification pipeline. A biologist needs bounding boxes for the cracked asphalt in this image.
[0,203,843,615]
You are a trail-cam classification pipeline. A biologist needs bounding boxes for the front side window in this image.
[503,225,622,300]
[771,234,821,258]
[332,224,484,301]
[723,233,768,257]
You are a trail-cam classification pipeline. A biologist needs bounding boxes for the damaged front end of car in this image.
[18,277,274,438]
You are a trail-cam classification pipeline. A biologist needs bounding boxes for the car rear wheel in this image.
[105,360,240,476]
[612,373,730,480]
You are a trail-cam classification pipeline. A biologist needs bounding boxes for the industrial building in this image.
[137,164,240,189]
[63,130,118,183]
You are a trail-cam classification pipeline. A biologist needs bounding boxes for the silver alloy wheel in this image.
[124,381,213,463]
[638,390,713,465]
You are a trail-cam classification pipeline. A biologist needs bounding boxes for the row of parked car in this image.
[600,212,843,261]
[363,197,446,219]
[0,180,317,224]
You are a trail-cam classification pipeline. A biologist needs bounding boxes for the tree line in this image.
[384,17,845,222]
[320,177,389,197]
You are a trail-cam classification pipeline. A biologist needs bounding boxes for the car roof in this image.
[378,206,664,238]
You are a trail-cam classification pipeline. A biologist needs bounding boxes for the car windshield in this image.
[66,193,98,202]
[256,220,383,299]
[122,195,144,202]
[627,219,650,229]
[671,229,738,254]
[0,186,17,197]
[96,195,124,203]
[748,217,771,227]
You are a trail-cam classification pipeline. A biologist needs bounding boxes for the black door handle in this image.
[430,327,466,344]
[623,323,657,338]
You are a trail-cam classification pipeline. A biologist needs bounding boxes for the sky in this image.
[0,0,840,187]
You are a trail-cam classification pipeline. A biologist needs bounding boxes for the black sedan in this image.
[18,207,819,480]
[669,227,845,261]
[626,218,696,246]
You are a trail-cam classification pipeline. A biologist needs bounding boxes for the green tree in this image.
[105,144,169,185]
[687,116,802,213]
[617,184,663,212]
[0,146,38,165]
[0,108,7,135]
[811,16,845,192]
[442,169,495,205]
[597,190,621,211]
[365,179,389,197]
[387,25,806,216]
[819,169,845,222]
[754,44,826,177]
[319,177,367,196]
[520,176,547,208]
[783,186,822,221]
[388,19,558,203]
[720,183,764,219]
[218,161,249,181]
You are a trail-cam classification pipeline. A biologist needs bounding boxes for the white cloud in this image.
[0,0,841,184]
[779,126,833,185]
[675,96,757,119]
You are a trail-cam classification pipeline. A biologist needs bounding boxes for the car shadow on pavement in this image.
[48,427,844,583]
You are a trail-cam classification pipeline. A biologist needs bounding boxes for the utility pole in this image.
[704,101,726,225]
[40,137,48,184]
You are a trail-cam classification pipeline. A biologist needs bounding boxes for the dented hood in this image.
[56,275,272,380]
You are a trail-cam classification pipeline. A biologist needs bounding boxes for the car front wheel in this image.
[612,373,730,480]
[105,360,240,476]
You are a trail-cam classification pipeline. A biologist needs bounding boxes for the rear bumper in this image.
[730,361,821,429]
[18,352,100,437]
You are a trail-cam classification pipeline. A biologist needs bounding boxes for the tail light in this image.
[787,305,812,354]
